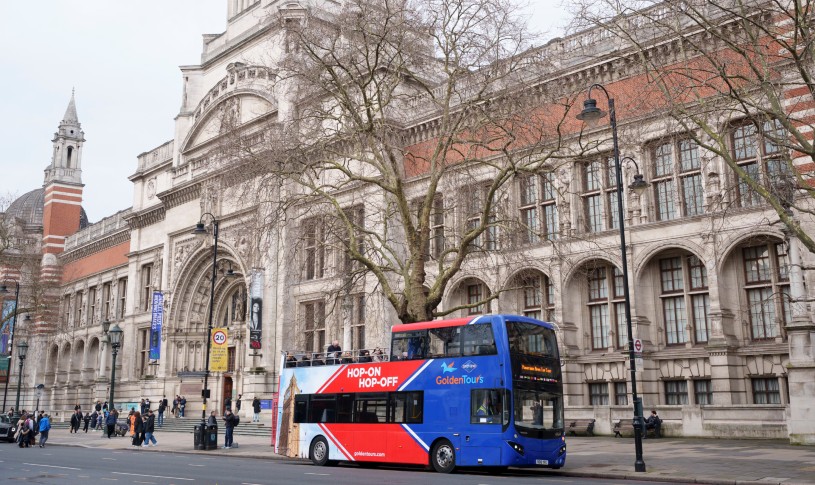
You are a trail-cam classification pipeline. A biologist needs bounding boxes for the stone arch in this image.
[500,267,556,319]
[85,337,100,372]
[58,342,72,383]
[717,227,786,273]
[561,253,620,288]
[182,90,277,153]
[444,275,492,317]
[633,239,707,282]
[45,344,59,386]
[561,257,622,353]
[72,340,85,378]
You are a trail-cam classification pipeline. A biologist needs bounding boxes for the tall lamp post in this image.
[1,282,31,413]
[577,83,649,473]
[193,212,220,450]
[12,340,28,421]
[104,321,123,412]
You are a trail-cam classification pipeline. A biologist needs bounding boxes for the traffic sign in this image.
[210,328,229,372]
[633,338,643,353]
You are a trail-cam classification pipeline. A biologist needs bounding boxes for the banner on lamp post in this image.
[249,270,263,350]
[1,300,17,355]
[210,328,228,372]
[148,291,164,360]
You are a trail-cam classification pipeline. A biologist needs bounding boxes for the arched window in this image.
[219,286,247,327]
[586,264,625,349]
[67,146,73,167]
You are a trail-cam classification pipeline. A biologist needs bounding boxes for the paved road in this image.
[0,445,666,485]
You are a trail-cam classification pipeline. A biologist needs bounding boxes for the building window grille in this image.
[730,119,791,208]
[665,380,689,405]
[589,382,609,405]
[694,379,713,405]
[587,265,625,349]
[751,377,781,404]
[518,172,558,244]
[614,381,628,405]
[742,243,790,340]
[302,300,325,353]
[659,255,710,345]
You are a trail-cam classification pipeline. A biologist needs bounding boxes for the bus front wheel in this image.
[310,436,330,466]
[430,439,456,473]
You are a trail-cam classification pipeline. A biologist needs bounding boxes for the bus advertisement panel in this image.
[275,314,565,473]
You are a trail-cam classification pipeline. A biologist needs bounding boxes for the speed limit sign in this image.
[212,329,227,345]
[633,338,643,353]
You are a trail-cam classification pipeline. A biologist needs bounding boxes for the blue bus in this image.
[275,314,565,473]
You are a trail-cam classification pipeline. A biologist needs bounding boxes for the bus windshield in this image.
[506,321,558,358]
[514,388,563,437]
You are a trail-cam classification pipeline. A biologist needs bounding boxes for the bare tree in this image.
[219,0,576,323]
[565,0,815,251]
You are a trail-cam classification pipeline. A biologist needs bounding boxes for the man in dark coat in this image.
[143,409,158,447]
[222,409,236,449]
[70,410,82,433]
[252,397,261,423]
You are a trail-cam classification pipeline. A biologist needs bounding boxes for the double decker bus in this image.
[274,314,564,473]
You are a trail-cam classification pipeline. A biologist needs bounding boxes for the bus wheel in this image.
[430,439,456,473]
[310,436,330,466]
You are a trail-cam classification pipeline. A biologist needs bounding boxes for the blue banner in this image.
[149,291,163,360]
[1,300,16,355]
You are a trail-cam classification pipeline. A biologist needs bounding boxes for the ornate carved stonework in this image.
[171,237,203,287]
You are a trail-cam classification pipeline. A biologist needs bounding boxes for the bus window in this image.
[337,394,354,423]
[354,393,388,423]
[514,389,563,432]
[294,395,308,423]
[390,330,428,360]
[309,395,337,423]
[506,321,558,358]
[470,388,507,425]
[389,391,423,424]
[428,327,457,358]
[462,324,497,356]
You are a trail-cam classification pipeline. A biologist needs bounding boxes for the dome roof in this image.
[6,188,89,229]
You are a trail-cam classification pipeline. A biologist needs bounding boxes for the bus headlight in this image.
[506,441,525,456]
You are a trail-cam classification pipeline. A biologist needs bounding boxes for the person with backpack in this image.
[142,409,158,447]
[38,413,51,447]
[222,409,238,449]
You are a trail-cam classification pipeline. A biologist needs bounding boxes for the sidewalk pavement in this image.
[41,428,815,485]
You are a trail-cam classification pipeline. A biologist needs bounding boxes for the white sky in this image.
[0,1,569,223]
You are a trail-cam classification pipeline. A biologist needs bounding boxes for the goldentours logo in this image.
[436,360,483,385]
[441,362,457,373]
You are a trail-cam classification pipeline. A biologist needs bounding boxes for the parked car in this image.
[0,415,14,442]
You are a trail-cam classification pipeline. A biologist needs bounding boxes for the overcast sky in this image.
[0,1,569,223]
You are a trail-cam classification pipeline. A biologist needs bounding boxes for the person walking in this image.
[69,409,81,433]
[251,397,261,423]
[224,395,232,412]
[235,394,242,415]
[222,409,236,449]
[171,396,178,418]
[179,396,186,417]
[38,413,51,448]
[90,410,98,430]
[157,396,166,427]
[83,412,91,432]
[130,411,144,448]
[16,413,31,448]
[105,409,117,438]
[142,409,158,447]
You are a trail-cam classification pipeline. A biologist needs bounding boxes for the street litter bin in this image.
[194,424,204,450]
[206,424,218,450]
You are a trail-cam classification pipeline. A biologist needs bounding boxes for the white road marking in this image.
[243,483,265,485]
[78,475,91,478]
[102,457,116,460]
[134,481,156,484]
[112,472,194,481]
[100,478,118,481]
[23,463,81,471]
[304,473,331,476]
[187,464,205,467]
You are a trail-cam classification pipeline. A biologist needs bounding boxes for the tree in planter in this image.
[219,0,578,324]
[565,0,815,252]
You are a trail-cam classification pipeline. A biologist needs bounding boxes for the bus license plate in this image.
[536,459,549,465]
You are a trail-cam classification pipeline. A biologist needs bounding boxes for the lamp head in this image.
[17,340,28,359]
[629,173,650,195]
[192,222,208,237]
[108,323,123,347]
[576,98,606,122]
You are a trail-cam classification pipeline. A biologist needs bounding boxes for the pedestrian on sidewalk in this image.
[222,409,236,449]
[252,397,261,423]
[207,411,217,426]
[143,409,158,447]
[130,411,144,448]
[90,410,98,430]
[225,395,232,412]
[105,409,117,438]
[95,400,102,413]
[16,413,31,448]
[157,397,166,426]
[180,396,186,417]
[83,412,91,432]
[171,396,178,418]
[70,409,81,433]
[38,413,51,447]
[235,394,242,415]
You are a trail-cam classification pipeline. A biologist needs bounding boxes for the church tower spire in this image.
[44,89,85,186]
[42,90,85,254]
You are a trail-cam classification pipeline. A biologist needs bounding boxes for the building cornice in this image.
[59,229,130,264]
[124,205,167,229]
[156,182,201,210]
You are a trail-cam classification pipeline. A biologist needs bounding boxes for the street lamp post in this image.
[577,83,649,473]
[13,340,28,421]
[35,384,44,413]
[105,322,123,412]
[193,212,219,450]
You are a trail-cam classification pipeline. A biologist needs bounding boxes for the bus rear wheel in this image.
[310,436,330,466]
[430,439,456,473]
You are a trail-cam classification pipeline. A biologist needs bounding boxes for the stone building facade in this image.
[2,0,813,444]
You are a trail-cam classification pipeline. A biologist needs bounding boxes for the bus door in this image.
[386,391,426,465]
[460,388,506,466]
[352,393,389,462]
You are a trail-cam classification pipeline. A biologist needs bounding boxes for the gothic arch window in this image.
[67,146,73,167]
